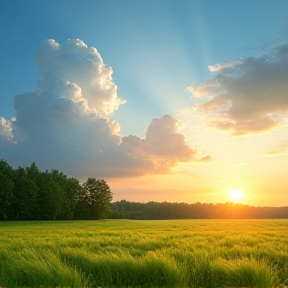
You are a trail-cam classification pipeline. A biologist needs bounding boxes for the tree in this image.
[0,160,14,220]
[11,167,39,220]
[80,178,113,219]
[50,170,83,220]
[36,171,65,220]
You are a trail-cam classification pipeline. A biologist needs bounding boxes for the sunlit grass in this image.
[0,220,288,287]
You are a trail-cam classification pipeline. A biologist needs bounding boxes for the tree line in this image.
[0,160,112,220]
[1,159,287,221]
[110,200,288,219]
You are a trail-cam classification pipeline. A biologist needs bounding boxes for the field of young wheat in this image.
[0,219,287,288]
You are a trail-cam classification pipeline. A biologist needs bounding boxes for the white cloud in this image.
[0,117,13,142]
[188,43,288,135]
[35,38,125,117]
[0,39,207,178]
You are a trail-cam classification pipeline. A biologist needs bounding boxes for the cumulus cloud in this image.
[188,43,288,135]
[120,115,207,173]
[0,117,14,142]
[35,38,125,117]
[0,39,206,178]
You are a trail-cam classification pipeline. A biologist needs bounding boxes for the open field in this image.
[0,219,288,288]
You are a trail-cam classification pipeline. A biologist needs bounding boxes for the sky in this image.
[0,0,288,206]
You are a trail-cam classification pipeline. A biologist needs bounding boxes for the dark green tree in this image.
[50,169,83,220]
[0,160,14,220]
[81,178,113,219]
[37,171,65,220]
[11,166,39,220]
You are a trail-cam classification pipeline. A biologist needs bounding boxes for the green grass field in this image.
[0,219,287,288]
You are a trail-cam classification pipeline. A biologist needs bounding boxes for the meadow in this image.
[0,219,287,288]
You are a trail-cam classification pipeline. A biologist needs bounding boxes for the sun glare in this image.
[229,189,244,202]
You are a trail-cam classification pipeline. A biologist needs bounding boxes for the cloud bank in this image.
[188,44,288,135]
[0,39,205,178]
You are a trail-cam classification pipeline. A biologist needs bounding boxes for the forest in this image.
[1,159,287,221]
[0,160,112,221]
[110,200,288,219]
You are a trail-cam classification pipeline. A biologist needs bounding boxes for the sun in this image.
[229,188,244,202]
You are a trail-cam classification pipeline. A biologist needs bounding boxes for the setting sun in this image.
[229,189,244,202]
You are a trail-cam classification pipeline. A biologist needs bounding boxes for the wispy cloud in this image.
[208,59,243,73]
[188,44,288,135]
[263,139,288,156]
[0,39,209,178]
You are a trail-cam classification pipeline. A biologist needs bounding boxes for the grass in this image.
[0,219,288,287]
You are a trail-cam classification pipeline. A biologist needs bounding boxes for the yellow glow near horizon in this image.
[229,188,244,202]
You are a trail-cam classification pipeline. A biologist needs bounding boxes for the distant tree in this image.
[80,178,113,220]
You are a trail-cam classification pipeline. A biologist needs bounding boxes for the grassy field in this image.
[0,219,287,288]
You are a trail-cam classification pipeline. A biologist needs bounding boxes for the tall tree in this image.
[37,171,65,220]
[50,169,83,220]
[11,167,39,220]
[81,178,113,219]
[0,160,14,220]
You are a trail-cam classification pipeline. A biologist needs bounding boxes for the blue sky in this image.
[1,0,287,134]
[1,1,288,205]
